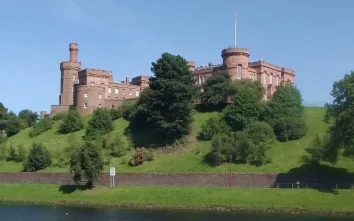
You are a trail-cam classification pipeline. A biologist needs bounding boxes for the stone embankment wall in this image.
[1,172,354,188]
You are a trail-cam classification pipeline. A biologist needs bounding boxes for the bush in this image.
[109,134,129,158]
[199,117,231,141]
[5,114,22,137]
[244,121,275,146]
[273,116,307,142]
[129,147,148,166]
[16,144,27,162]
[29,118,53,137]
[59,105,84,134]
[110,108,122,121]
[85,108,113,140]
[6,143,17,161]
[0,142,7,161]
[23,143,52,172]
[52,113,67,121]
[302,133,330,165]
[146,149,156,161]
[120,102,138,121]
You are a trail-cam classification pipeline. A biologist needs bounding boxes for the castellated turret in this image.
[59,43,81,106]
[221,47,249,80]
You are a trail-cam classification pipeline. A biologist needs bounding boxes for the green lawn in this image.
[0,184,354,213]
[1,107,354,174]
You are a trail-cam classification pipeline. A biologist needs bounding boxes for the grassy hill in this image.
[1,107,354,174]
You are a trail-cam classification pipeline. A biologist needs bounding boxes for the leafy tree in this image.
[323,71,354,163]
[85,108,113,140]
[52,113,67,121]
[18,109,38,128]
[229,79,265,100]
[201,70,231,109]
[302,133,330,165]
[223,87,261,131]
[141,53,197,142]
[23,143,52,172]
[0,102,7,120]
[5,113,22,137]
[69,141,104,188]
[244,121,275,147]
[199,117,231,141]
[60,105,84,134]
[0,142,7,161]
[109,133,129,157]
[16,144,27,162]
[6,143,17,161]
[29,117,53,137]
[273,116,307,142]
[110,108,121,121]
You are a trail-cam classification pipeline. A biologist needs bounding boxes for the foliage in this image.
[323,71,354,164]
[6,143,17,162]
[23,143,52,172]
[302,133,330,165]
[109,134,129,158]
[0,142,6,161]
[110,108,121,121]
[69,141,104,188]
[59,105,84,134]
[0,102,8,120]
[146,149,156,161]
[85,108,113,140]
[52,113,67,121]
[244,121,275,147]
[18,109,38,128]
[29,117,53,137]
[4,113,22,137]
[140,53,197,143]
[273,116,307,142]
[223,87,261,131]
[229,79,265,100]
[16,144,27,162]
[198,117,231,141]
[129,147,148,166]
[200,70,231,109]
[120,101,138,121]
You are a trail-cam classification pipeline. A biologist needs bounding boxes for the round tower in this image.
[69,43,79,62]
[221,47,249,80]
[187,61,195,72]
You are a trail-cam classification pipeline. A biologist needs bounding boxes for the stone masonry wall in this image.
[1,173,354,188]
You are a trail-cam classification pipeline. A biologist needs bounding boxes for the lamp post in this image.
[229,155,232,187]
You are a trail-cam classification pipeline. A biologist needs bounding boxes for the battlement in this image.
[69,43,78,51]
[249,60,295,74]
[221,47,249,57]
[131,75,150,82]
[60,61,81,71]
[79,68,111,76]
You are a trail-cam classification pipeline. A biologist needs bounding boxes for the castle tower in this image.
[187,61,195,72]
[221,47,249,81]
[59,43,82,106]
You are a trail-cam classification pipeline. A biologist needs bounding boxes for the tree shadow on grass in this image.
[274,163,354,194]
[195,104,225,113]
[58,185,90,194]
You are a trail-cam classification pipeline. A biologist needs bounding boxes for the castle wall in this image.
[106,82,140,100]
[50,105,70,117]
[75,85,105,116]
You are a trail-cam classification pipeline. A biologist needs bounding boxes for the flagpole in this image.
[234,12,237,48]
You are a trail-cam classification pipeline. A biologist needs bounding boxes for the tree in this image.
[199,117,231,141]
[60,105,84,134]
[222,87,261,131]
[29,117,53,137]
[200,70,231,109]
[0,102,7,120]
[229,79,265,100]
[69,141,104,188]
[23,143,52,172]
[323,71,354,163]
[109,133,129,157]
[18,109,38,128]
[5,113,22,137]
[85,108,113,140]
[142,52,197,142]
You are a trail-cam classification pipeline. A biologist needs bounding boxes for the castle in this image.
[41,43,295,117]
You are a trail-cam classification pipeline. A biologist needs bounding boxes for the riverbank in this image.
[0,184,353,215]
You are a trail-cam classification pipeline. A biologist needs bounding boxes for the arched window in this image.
[276,77,279,86]
[237,65,242,79]
[263,72,267,85]
[270,73,273,85]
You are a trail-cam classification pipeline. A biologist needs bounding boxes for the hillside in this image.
[1,107,354,174]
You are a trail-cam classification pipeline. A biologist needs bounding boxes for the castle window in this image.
[276,77,279,86]
[73,74,76,80]
[84,103,88,108]
[115,88,119,94]
[99,104,102,108]
[270,73,273,85]
[129,89,132,96]
[84,92,87,98]
[108,87,111,93]
[108,96,111,99]
[136,90,140,97]
[237,65,242,79]
[99,94,102,99]
[115,97,118,99]
[123,89,126,95]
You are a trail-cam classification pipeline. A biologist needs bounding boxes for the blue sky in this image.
[0,0,353,114]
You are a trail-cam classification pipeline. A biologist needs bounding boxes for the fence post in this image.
[336,184,338,190]
[352,184,353,190]
[292,184,293,189]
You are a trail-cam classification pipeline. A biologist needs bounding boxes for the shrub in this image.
[199,117,231,141]
[110,108,121,121]
[6,143,17,161]
[85,108,113,140]
[23,143,52,172]
[273,116,307,142]
[0,142,7,161]
[120,102,138,121]
[302,133,330,165]
[109,134,129,158]
[52,113,67,121]
[129,147,148,166]
[59,105,84,134]
[29,118,53,137]
[205,133,236,166]
[244,121,275,146]
[5,114,22,137]
[146,149,156,161]
[16,144,27,162]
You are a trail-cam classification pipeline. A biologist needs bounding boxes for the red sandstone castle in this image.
[42,43,295,117]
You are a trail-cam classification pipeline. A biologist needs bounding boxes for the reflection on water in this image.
[0,203,352,221]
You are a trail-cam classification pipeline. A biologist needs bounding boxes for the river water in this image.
[0,204,352,221]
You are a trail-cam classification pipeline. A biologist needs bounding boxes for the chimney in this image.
[126,76,129,84]
[69,43,79,62]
